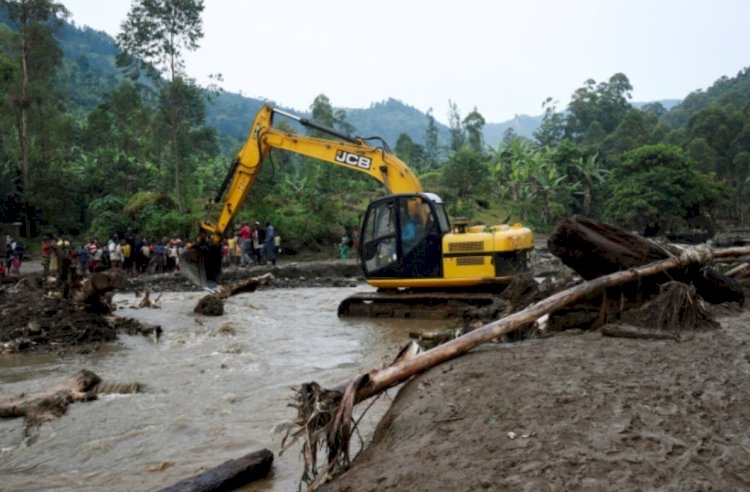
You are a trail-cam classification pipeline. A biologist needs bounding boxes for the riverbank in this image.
[323,305,750,491]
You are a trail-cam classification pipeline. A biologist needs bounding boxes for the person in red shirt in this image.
[238,223,253,266]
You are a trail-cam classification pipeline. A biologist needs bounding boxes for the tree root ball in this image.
[194,295,224,316]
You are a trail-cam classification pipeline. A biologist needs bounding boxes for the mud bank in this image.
[323,308,750,491]
[120,259,365,292]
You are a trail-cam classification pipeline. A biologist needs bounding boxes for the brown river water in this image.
[0,286,447,491]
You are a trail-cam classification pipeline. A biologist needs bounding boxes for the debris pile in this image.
[0,271,158,353]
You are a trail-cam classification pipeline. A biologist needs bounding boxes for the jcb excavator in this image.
[181,104,534,317]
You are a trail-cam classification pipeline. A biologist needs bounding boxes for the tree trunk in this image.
[332,242,750,406]
[547,215,744,304]
[75,269,128,312]
[158,449,274,492]
[19,26,31,239]
[193,273,274,315]
[0,370,141,427]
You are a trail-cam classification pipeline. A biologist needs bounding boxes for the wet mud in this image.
[324,308,750,491]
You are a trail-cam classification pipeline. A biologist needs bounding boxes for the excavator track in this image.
[337,290,505,319]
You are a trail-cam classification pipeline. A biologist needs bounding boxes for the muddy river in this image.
[0,286,448,491]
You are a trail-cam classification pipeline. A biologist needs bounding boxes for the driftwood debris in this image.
[0,369,142,428]
[194,273,274,316]
[290,239,750,488]
[137,287,162,309]
[548,215,744,304]
[158,449,274,492]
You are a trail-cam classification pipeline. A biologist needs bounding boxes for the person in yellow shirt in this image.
[121,239,133,276]
[228,235,239,266]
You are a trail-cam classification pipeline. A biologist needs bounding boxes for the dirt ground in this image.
[323,306,750,491]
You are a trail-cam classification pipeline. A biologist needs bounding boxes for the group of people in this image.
[225,221,279,267]
[1,220,282,286]
[39,230,188,281]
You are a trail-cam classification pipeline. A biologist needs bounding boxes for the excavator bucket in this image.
[179,243,223,291]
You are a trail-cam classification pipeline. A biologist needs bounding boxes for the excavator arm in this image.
[183,104,424,288]
[200,104,422,245]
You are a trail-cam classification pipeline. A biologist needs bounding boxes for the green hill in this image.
[10,8,743,156]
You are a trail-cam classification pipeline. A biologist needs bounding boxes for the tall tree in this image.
[533,97,565,147]
[424,108,439,169]
[565,73,633,146]
[0,0,68,237]
[440,146,489,217]
[117,0,206,212]
[334,108,355,135]
[462,107,485,153]
[309,94,335,129]
[447,100,464,152]
[79,82,156,198]
[394,133,426,172]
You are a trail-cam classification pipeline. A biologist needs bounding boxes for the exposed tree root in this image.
[0,370,143,430]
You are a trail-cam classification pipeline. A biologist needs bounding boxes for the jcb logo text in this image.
[335,150,372,170]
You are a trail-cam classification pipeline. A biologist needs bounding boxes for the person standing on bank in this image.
[264,221,276,265]
[253,222,265,264]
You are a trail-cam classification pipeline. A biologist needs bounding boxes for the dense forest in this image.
[1,0,749,257]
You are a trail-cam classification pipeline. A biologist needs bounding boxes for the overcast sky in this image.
[61,0,749,124]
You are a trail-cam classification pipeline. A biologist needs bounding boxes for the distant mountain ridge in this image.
[2,12,700,152]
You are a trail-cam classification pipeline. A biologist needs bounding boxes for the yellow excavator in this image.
[181,104,534,317]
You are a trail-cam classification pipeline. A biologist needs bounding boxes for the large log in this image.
[548,215,744,304]
[158,449,274,492]
[0,369,141,427]
[347,243,750,401]
[194,273,274,316]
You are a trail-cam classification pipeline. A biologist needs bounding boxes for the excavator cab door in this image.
[360,193,448,280]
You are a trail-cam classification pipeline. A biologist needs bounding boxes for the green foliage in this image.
[534,97,565,147]
[87,195,129,239]
[440,146,490,217]
[394,133,427,172]
[605,144,718,233]
[120,191,194,239]
[123,191,175,220]
[664,67,750,128]
[565,73,633,144]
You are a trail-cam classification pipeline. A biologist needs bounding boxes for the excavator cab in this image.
[361,193,449,281]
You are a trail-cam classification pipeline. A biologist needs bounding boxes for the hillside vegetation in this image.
[1,1,749,257]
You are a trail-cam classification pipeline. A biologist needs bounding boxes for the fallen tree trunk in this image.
[548,215,744,304]
[194,273,274,316]
[158,449,274,492]
[215,273,274,300]
[0,369,142,427]
[75,269,128,313]
[347,244,750,403]
[296,243,750,488]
